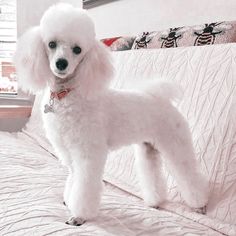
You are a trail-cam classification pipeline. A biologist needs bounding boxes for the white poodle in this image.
[14,3,208,226]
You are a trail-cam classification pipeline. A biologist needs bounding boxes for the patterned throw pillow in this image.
[101,36,135,51]
[102,20,236,51]
[132,21,236,49]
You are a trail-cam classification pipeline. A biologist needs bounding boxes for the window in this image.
[0,0,16,96]
[0,0,110,96]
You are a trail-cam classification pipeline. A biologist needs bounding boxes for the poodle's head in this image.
[40,4,95,80]
[14,3,113,96]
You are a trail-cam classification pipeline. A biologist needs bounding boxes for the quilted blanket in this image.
[1,43,236,235]
[0,132,226,236]
[105,43,236,231]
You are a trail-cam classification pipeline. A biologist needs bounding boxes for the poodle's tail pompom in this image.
[14,27,51,94]
[141,81,183,103]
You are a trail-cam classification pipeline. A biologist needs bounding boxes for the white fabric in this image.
[2,43,235,235]
[0,132,227,236]
[104,43,236,228]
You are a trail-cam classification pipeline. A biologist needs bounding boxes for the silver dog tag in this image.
[44,104,54,113]
[44,97,54,113]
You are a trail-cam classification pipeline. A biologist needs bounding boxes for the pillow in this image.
[101,36,135,51]
[102,20,236,51]
[132,21,236,49]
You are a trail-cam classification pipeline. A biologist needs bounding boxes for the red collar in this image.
[50,88,73,100]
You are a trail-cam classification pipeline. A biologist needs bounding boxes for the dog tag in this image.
[44,96,54,114]
[44,104,54,113]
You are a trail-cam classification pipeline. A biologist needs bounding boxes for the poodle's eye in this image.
[48,41,57,49]
[72,46,82,55]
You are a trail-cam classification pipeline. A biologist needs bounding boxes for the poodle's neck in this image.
[50,74,78,92]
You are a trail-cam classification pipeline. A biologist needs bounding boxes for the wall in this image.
[88,0,236,39]
[0,97,32,132]
[2,0,236,131]
[17,0,82,36]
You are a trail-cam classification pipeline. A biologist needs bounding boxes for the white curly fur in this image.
[14,3,209,226]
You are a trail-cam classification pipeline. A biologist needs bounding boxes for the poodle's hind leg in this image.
[164,150,209,212]
[44,129,73,205]
[48,141,72,206]
[135,142,167,208]
[46,135,73,206]
[156,122,209,212]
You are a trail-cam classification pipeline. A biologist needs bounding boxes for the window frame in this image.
[0,0,31,104]
[83,0,116,9]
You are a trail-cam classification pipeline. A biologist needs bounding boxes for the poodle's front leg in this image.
[66,146,107,226]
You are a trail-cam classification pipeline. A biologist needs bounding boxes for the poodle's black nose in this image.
[56,58,68,71]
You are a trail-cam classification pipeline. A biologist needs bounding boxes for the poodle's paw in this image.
[146,202,160,209]
[65,217,86,226]
[184,192,208,209]
[182,181,209,209]
[144,194,164,209]
[193,205,207,215]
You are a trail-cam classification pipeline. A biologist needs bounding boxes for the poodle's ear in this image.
[77,41,114,98]
[14,27,51,94]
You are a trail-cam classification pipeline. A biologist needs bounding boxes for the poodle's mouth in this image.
[54,71,76,84]
[55,71,67,78]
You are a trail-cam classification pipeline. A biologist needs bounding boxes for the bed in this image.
[1,42,236,235]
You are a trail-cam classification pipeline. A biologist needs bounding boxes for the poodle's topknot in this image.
[40,3,96,52]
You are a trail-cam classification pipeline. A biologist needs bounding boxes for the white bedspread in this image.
[0,132,227,236]
[104,43,236,234]
[1,43,236,235]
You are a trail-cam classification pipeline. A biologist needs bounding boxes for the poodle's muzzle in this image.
[47,41,84,80]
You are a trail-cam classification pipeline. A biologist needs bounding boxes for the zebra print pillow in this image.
[102,20,236,51]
